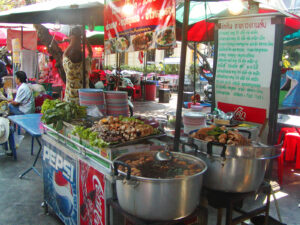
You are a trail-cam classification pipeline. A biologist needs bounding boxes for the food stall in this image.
[0,1,292,224]
[39,96,213,225]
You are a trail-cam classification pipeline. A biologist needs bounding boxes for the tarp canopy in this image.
[0,0,104,25]
[176,2,300,42]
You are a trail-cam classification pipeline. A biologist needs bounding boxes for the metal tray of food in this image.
[108,130,166,148]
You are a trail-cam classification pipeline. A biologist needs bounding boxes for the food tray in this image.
[108,130,166,148]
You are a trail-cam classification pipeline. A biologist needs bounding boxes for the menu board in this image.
[104,0,176,54]
[215,16,276,124]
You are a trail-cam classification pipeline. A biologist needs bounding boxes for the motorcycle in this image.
[203,84,212,103]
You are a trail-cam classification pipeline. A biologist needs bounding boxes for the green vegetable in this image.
[72,126,109,148]
[207,126,225,137]
[41,100,87,130]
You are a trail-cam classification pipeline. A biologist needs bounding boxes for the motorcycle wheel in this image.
[129,105,133,117]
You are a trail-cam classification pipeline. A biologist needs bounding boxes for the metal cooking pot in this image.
[113,151,207,221]
[186,133,282,193]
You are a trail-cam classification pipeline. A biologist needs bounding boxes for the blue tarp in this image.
[281,70,300,107]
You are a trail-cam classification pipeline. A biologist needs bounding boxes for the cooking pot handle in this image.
[237,129,252,139]
[207,141,227,157]
[181,142,198,154]
[113,161,131,180]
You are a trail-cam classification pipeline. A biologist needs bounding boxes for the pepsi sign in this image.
[43,146,75,183]
[42,139,78,225]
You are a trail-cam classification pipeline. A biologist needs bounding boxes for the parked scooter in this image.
[203,84,212,103]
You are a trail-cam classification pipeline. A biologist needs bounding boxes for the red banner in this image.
[79,160,106,225]
[218,102,267,124]
[104,0,176,54]
[7,29,37,51]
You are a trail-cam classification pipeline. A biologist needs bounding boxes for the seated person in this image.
[8,71,35,115]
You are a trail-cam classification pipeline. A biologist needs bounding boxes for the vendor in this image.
[8,71,35,115]
[63,26,92,104]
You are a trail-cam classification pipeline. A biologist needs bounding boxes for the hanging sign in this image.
[79,159,106,225]
[7,29,37,51]
[12,38,21,64]
[104,0,176,54]
[214,16,276,124]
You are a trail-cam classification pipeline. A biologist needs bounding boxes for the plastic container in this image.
[105,91,128,116]
[78,89,106,116]
[191,105,204,112]
[159,89,170,103]
[183,112,206,134]
[145,81,157,101]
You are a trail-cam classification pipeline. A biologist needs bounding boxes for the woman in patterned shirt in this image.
[63,26,92,104]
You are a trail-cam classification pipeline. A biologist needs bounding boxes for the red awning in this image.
[183,8,300,42]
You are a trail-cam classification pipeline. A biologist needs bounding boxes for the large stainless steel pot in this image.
[113,151,207,221]
[186,134,281,193]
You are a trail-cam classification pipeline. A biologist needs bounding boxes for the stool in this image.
[277,127,297,144]
[277,128,300,185]
[133,85,142,101]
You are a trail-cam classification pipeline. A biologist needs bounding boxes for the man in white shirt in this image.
[8,71,35,115]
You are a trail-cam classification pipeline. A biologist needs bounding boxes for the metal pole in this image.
[174,0,190,151]
[82,25,86,88]
[21,26,24,49]
[143,51,147,100]
[194,41,197,97]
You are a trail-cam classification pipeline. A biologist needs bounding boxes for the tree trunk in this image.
[187,42,214,85]
[34,24,66,83]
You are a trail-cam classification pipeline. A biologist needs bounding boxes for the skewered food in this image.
[190,125,250,146]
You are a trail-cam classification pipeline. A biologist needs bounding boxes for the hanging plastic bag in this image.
[86,105,103,118]
[14,134,24,149]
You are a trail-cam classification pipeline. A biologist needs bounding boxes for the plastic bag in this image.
[86,105,103,118]
[14,134,24,149]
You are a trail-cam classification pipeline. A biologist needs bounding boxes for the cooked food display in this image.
[105,39,116,54]
[156,28,175,46]
[72,116,160,147]
[190,125,250,146]
[116,36,130,51]
[117,152,203,178]
[132,32,153,51]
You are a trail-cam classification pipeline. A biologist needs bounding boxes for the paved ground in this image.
[0,95,299,224]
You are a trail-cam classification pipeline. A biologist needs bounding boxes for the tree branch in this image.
[187,42,214,85]
[34,24,66,83]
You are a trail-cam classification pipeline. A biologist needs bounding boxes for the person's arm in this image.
[0,62,7,78]
[8,100,20,106]
[9,87,26,106]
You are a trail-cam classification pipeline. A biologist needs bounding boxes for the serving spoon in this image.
[155,145,173,162]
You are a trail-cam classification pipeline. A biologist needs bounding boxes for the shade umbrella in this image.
[0,0,104,25]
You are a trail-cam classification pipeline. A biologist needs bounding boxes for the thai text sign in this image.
[104,0,176,54]
[215,16,275,123]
